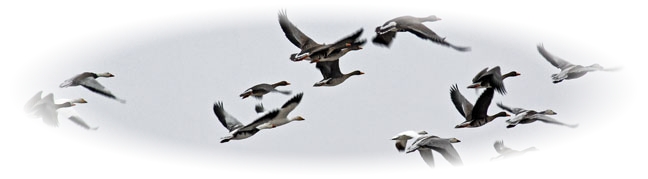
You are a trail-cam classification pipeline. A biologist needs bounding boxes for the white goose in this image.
[25,91,92,129]
[390,130,429,152]
[405,134,463,168]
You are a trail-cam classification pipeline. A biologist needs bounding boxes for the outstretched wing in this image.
[277,93,303,118]
[213,102,244,132]
[278,10,318,50]
[537,44,573,70]
[449,84,473,120]
[496,102,526,115]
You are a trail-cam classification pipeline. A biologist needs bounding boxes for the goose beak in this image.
[467,84,480,88]
[79,99,88,103]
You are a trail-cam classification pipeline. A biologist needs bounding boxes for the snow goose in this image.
[59,72,126,103]
[255,93,305,129]
[373,15,470,51]
[391,130,428,152]
[239,81,291,99]
[313,60,364,87]
[537,44,619,83]
[278,10,365,62]
[213,101,280,143]
[491,140,537,160]
[497,102,578,128]
[467,66,520,95]
[26,92,88,127]
[405,134,463,168]
[450,84,510,128]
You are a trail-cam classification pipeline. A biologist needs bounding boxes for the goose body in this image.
[239,81,291,99]
[405,134,463,168]
[537,44,617,83]
[59,72,126,103]
[467,66,520,95]
[373,15,470,51]
[255,93,305,129]
[313,60,364,87]
[450,84,509,128]
[213,101,280,143]
[391,130,428,152]
[278,10,365,62]
[497,102,578,128]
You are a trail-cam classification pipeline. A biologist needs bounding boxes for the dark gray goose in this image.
[537,44,619,83]
[373,15,470,51]
[239,81,291,99]
[278,10,365,62]
[59,72,126,103]
[491,140,537,160]
[497,102,578,128]
[313,60,364,87]
[405,134,463,168]
[467,66,520,95]
[450,84,509,128]
[391,130,429,152]
[213,101,280,143]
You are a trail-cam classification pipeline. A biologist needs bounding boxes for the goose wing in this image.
[404,23,470,51]
[481,66,507,94]
[213,102,244,132]
[418,149,436,168]
[472,88,496,119]
[278,10,319,50]
[494,140,513,154]
[471,67,489,83]
[450,84,473,120]
[276,93,303,118]
[537,44,573,70]
[496,102,526,115]
[79,77,124,103]
[426,139,463,166]
[24,91,43,113]
[240,109,281,131]
[316,60,343,79]
[67,116,98,130]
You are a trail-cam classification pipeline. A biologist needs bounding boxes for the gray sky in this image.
[2,0,646,178]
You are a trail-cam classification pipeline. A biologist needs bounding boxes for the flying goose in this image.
[373,15,470,51]
[497,102,578,128]
[59,72,126,103]
[491,140,537,160]
[537,44,619,83]
[313,60,364,87]
[450,84,509,128]
[467,66,520,95]
[239,81,291,99]
[255,93,305,129]
[391,130,429,152]
[213,101,281,143]
[26,92,88,127]
[278,10,365,62]
[405,134,463,168]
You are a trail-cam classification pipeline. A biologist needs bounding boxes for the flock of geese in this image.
[23,10,618,169]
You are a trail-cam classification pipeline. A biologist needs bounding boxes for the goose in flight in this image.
[214,93,305,143]
[405,134,463,168]
[497,102,578,128]
[278,10,365,62]
[313,60,364,87]
[239,81,291,99]
[373,15,470,51]
[59,72,126,103]
[537,44,619,83]
[25,92,90,128]
[450,84,509,128]
[491,140,537,160]
[391,130,429,152]
[467,66,520,95]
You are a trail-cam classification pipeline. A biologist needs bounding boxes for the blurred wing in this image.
[316,61,343,79]
[372,31,397,47]
[472,67,489,83]
[431,143,463,166]
[496,102,526,115]
[328,28,364,52]
[278,10,318,49]
[449,84,473,119]
[79,77,122,102]
[494,140,512,154]
[418,149,435,168]
[255,103,265,114]
[68,116,98,130]
[24,91,43,113]
[213,102,244,132]
[537,44,573,70]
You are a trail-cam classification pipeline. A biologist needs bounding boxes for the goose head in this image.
[503,71,521,78]
[290,116,305,121]
[273,81,291,87]
[97,72,114,78]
